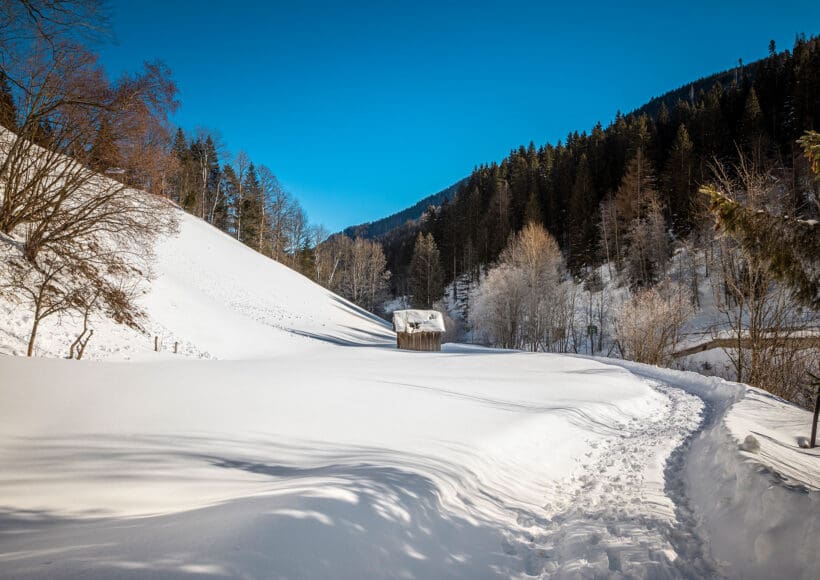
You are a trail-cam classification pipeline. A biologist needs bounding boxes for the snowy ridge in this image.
[1,208,818,578]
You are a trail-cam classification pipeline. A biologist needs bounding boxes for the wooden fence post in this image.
[174,341,178,354]
[810,372,820,449]
[154,336,158,352]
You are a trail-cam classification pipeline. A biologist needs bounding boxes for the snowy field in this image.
[1,211,818,579]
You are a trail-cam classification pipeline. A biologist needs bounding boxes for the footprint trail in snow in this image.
[502,381,716,578]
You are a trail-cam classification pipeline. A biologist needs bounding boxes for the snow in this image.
[1,208,818,578]
[392,309,446,333]
[1,212,394,359]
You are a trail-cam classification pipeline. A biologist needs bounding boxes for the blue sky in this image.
[99,1,820,231]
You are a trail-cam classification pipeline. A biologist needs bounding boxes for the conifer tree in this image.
[220,164,239,236]
[170,129,196,210]
[88,117,121,173]
[410,232,443,308]
[240,163,263,249]
[523,190,542,226]
[741,87,765,160]
[703,133,820,309]
[663,124,695,229]
[0,71,16,130]
[568,153,596,268]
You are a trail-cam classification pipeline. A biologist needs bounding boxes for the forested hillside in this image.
[373,36,820,289]
[343,179,464,239]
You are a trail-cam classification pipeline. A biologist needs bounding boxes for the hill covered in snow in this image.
[0,208,818,579]
[1,210,393,360]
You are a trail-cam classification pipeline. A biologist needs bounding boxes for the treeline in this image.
[165,131,397,313]
[382,36,820,292]
[164,129,317,269]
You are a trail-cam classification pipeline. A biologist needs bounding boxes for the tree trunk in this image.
[27,315,40,357]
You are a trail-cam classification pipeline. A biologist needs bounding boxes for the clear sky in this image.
[98,1,820,231]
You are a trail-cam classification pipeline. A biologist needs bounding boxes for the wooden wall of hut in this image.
[396,332,442,352]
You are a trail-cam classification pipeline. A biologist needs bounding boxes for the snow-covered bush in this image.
[469,263,526,348]
[614,283,692,365]
[432,298,462,344]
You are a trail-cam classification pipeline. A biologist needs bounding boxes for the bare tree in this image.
[1,234,147,356]
[258,164,291,259]
[315,234,348,290]
[0,35,177,261]
[0,1,110,51]
[469,222,570,351]
[614,283,692,366]
[337,237,390,311]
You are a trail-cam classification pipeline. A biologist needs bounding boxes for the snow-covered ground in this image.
[1,211,818,579]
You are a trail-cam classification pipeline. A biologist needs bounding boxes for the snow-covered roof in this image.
[392,309,445,333]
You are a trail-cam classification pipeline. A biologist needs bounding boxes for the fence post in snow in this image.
[810,372,819,449]
[174,341,178,354]
[154,336,158,352]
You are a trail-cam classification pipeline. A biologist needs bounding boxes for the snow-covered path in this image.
[500,382,712,578]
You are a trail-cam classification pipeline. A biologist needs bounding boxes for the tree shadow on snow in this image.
[0,435,525,579]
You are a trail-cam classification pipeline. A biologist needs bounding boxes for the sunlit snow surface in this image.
[1,212,817,579]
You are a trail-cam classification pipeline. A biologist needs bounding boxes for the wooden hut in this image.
[392,309,445,351]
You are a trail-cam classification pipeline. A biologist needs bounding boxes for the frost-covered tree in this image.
[470,222,571,351]
[470,263,526,349]
[614,284,691,366]
[499,222,565,350]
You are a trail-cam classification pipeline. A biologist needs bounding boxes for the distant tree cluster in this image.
[165,129,315,267]
[314,235,390,312]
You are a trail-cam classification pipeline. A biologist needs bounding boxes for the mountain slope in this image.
[0,209,393,359]
[342,179,465,240]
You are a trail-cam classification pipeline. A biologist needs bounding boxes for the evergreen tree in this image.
[523,190,542,226]
[703,185,818,310]
[88,117,121,173]
[0,71,16,130]
[202,135,223,225]
[410,232,443,308]
[568,153,596,269]
[741,87,765,160]
[663,124,695,229]
[220,164,240,236]
[171,128,188,160]
[702,131,820,309]
[240,163,263,249]
[171,129,196,210]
